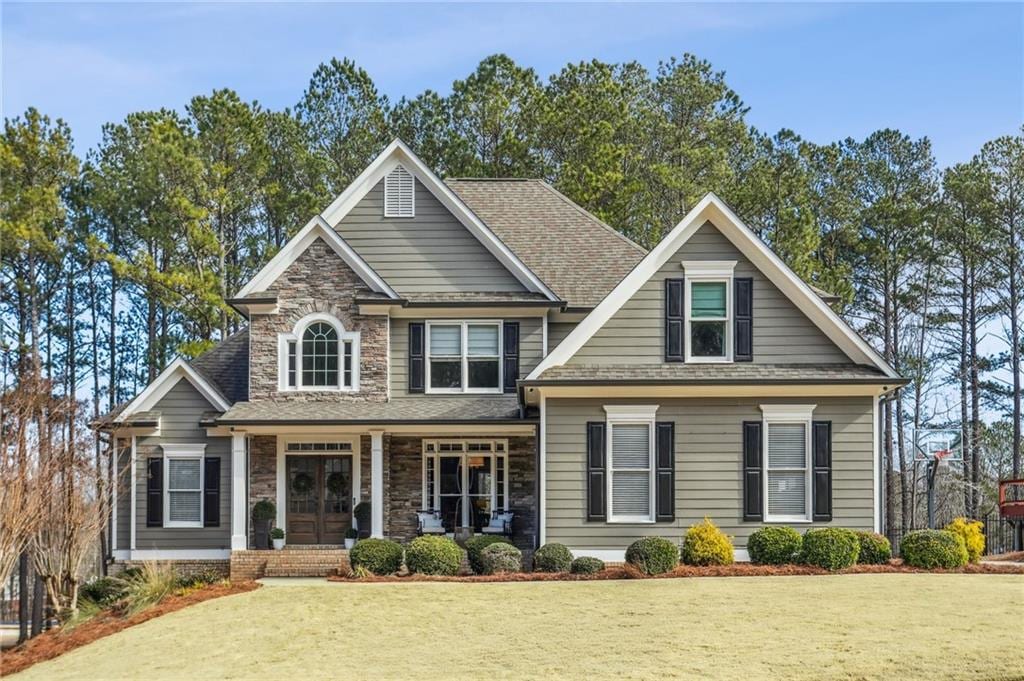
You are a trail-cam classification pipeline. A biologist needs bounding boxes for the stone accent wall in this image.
[248,435,277,547]
[248,238,389,401]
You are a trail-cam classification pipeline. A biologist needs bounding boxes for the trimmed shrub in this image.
[747,526,803,565]
[855,531,892,565]
[570,556,605,575]
[175,568,225,590]
[625,537,679,575]
[800,528,860,570]
[901,529,969,569]
[944,518,985,563]
[480,543,522,575]
[349,538,404,575]
[533,543,573,573]
[405,535,463,576]
[79,577,128,605]
[681,518,734,566]
[465,535,512,574]
[251,500,275,521]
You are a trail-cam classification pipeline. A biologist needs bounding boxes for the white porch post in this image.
[370,430,384,538]
[231,432,248,550]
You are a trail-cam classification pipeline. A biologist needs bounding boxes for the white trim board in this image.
[112,549,231,561]
[318,139,559,301]
[118,357,231,420]
[528,193,899,380]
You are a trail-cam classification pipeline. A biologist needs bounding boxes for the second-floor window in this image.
[683,261,736,363]
[426,321,501,393]
[280,314,360,392]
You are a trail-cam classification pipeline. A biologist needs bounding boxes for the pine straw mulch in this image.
[0,581,260,677]
[327,559,1024,584]
[983,550,1024,562]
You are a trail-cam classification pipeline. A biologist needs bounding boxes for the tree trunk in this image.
[969,264,981,517]
[960,267,971,516]
[17,554,29,644]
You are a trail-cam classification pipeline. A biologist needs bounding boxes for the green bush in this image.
[122,562,179,614]
[175,568,225,590]
[465,535,512,574]
[570,556,605,575]
[800,528,860,570]
[479,543,522,575]
[405,536,463,576]
[901,529,969,569]
[747,527,803,565]
[270,527,285,540]
[349,538,404,575]
[681,518,734,566]
[79,577,128,605]
[251,499,275,521]
[855,531,892,564]
[625,537,679,575]
[532,543,573,573]
[944,518,985,563]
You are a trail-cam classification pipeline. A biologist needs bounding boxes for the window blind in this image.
[611,424,651,517]
[691,282,727,317]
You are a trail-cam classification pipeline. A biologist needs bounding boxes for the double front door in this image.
[285,455,352,544]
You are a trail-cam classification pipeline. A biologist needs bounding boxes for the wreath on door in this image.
[291,471,314,495]
[326,471,347,496]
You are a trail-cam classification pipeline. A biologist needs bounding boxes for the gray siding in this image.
[390,317,543,397]
[335,180,528,294]
[547,321,578,352]
[115,440,130,551]
[545,396,875,549]
[569,221,852,365]
[131,380,232,551]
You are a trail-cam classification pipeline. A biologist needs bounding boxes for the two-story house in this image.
[96,140,905,576]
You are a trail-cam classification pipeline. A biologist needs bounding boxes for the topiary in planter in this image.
[854,531,892,564]
[465,535,512,574]
[681,517,734,566]
[532,543,573,573]
[625,537,679,575]
[405,536,463,576]
[570,556,605,575]
[479,543,522,575]
[747,526,803,565]
[251,500,276,550]
[800,528,860,570]
[349,538,404,575]
[944,518,985,563]
[353,502,372,538]
[901,529,968,569]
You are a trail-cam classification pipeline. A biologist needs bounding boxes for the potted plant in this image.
[271,527,286,550]
[353,502,371,538]
[344,527,358,550]
[252,499,276,550]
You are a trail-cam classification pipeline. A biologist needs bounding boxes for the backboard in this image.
[912,429,963,465]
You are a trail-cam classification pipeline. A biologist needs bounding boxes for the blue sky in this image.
[2,2,1022,167]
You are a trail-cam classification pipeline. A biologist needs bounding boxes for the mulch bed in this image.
[327,559,1024,584]
[983,551,1024,562]
[1,581,260,677]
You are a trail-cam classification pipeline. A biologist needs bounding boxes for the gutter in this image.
[518,377,912,388]
[212,417,537,426]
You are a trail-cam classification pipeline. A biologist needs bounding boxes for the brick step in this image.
[263,565,345,577]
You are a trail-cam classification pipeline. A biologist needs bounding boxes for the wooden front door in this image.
[285,455,352,544]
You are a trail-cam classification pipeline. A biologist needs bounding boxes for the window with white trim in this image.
[163,444,205,528]
[605,405,658,523]
[761,405,814,522]
[384,164,415,217]
[426,321,501,393]
[279,314,359,391]
[683,261,735,362]
[421,440,508,531]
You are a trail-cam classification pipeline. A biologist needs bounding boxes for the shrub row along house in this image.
[93,140,905,576]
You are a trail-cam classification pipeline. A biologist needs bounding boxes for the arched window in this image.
[280,314,359,391]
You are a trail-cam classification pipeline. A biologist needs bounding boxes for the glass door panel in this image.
[438,455,462,531]
[466,456,493,531]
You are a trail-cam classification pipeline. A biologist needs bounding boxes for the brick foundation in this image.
[111,560,230,579]
[230,549,351,580]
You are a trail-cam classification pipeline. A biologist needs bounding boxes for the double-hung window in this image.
[761,405,814,522]
[163,444,205,528]
[426,321,501,393]
[605,406,658,523]
[683,261,735,362]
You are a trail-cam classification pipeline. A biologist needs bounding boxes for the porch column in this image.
[230,432,248,550]
[370,430,384,538]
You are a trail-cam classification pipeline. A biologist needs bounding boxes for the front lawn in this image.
[11,574,1023,680]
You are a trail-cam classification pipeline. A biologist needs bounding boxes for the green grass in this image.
[13,574,1023,680]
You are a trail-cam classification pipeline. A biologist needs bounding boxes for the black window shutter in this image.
[408,322,425,393]
[812,421,833,521]
[204,457,221,528]
[655,422,675,521]
[734,277,753,362]
[665,278,685,362]
[146,457,163,527]
[586,422,606,521]
[742,421,763,521]
[502,321,519,393]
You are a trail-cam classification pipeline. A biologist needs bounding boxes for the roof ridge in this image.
[445,177,534,182]
[534,181,648,255]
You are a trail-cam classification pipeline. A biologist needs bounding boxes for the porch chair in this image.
[416,510,445,536]
[481,510,514,539]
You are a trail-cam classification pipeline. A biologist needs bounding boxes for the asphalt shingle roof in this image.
[529,363,898,384]
[446,179,647,308]
[217,396,524,424]
[190,328,249,404]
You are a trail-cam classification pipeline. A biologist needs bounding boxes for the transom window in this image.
[163,444,205,528]
[761,405,814,522]
[279,314,359,391]
[683,261,735,363]
[422,440,508,531]
[426,321,501,393]
[605,405,658,523]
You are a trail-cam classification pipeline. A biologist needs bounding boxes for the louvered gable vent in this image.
[384,164,415,217]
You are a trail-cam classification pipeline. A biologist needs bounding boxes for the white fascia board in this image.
[118,358,231,419]
[235,215,399,299]
[320,139,559,301]
[528,192,898,379]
